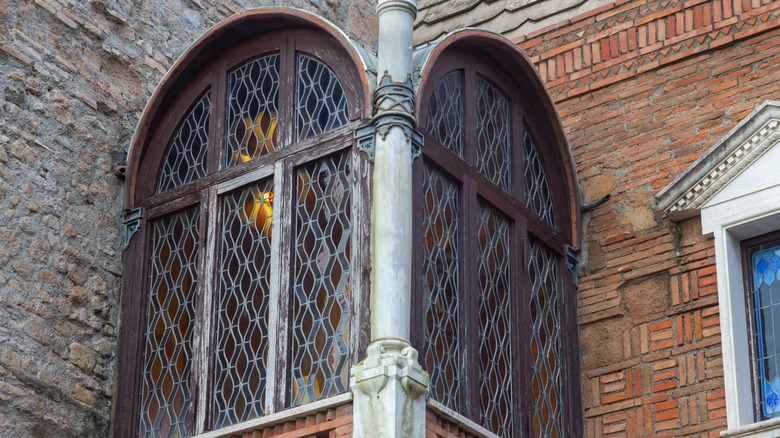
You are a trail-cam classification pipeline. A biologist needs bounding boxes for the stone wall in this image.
[0,1,375,436]
[519,0,780,436]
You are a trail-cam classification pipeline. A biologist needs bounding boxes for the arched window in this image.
[412,35,581,437]
[115,13,371,437]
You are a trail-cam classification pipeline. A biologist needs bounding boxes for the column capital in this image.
[351,340,429,437]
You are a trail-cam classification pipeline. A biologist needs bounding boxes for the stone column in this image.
[351,0,428,435]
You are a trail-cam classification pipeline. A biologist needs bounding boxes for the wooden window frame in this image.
[115,28,370,437]
[412,47,581,437]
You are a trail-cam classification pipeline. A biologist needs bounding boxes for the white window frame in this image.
[658,101,780,437]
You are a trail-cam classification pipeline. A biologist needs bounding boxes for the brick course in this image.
[520,0,780,436]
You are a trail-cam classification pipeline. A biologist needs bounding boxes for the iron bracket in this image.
[566,245,579,287]
[122,207,143,250]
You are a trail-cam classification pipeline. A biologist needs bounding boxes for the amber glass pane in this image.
[225,54,280,168]
[528,239,563,437]
[426,71,463,156]
[296,54,349,141]
[139,208,200,437]
[524,131,556,227]
[476,77,511,192]
[290,151,352,406]
[421,162,461,409]
[157,92,210,193]
[477,202,513,436]
[213,180,274,427]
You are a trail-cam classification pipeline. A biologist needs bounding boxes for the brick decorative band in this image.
[516,0,780,102]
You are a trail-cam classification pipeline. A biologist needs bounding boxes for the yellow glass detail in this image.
[243,190,273,234]
[230,111,278,165]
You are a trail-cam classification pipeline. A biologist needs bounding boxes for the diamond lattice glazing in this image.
[157,93,210,193]
[296,54,349,141]
[524,131,556,227]
[476,77,511,192]
[139,208,200,438]
[477,203,513,437]
[426,71,463,156]
[225,54,280,168]
[213,180,274,427]
[290,151,352,406]
[528,239,563,438]
[421,162,461,409]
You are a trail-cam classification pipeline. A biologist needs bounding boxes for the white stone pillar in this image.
[351,0,428,435]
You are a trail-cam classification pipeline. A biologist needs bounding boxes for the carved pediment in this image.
[657,101,780,220]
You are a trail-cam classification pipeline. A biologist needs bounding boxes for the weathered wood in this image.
[413,43,578,434]
[140,124,357,210]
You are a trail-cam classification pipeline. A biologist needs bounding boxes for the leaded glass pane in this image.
[290,151,352,406]
[213,180,274,427]
[476,77,511,192]
[139,208,200,438]
[426,71,463,156]
[529,239,563,438]
[422,162,461,409]
[296,54,349,141]
[750,240,780,419]
[157,93,210,193]
[225,54,280,168]
[524,131,556,227]
[477,203,513,436]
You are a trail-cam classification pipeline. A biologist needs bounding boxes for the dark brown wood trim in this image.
[122,18,371,435]
[413,40,581,435]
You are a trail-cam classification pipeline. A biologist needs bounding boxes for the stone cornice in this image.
[656,100,780,219]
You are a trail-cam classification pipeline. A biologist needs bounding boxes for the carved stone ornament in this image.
[352,339,428,398]
[122,207,143,250]
[657,101,780,219]
[372,73,417,142]
[356,121,423,161]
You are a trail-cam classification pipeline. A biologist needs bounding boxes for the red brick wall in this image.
[426,410,484,438]
[236,404,352,437]
[519,0,780,436]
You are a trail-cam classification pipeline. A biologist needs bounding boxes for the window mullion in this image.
[194,186,219,434]
[278,39,296,148]
[463,63,477,167]
[207,62,227,175]
[513,216,531,437]
[266,159,293,414]
[350,150,371,363]
[462,175,479,421]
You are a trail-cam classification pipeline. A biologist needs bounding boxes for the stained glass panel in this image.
[157,93,210,193]
[296,54,349,141]
[529,239,563,438]
[524,131,556,227]
[290,151,352,406]
[139,208,200,437]
[750,240,780,419]
[477,202,513,437]
[476,77,511,192]
[213,180,274,427]
[225,54,280,168]
[421,162,461,409]
[426,71,463,156]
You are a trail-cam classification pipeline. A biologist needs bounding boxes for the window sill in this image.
[722,417,780,438]
[193,392,353,438]
[427,399,500,438]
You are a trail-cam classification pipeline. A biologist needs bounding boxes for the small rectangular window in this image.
[747,236,780,420]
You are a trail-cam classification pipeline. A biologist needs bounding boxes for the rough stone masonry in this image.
[0,1,375,436]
